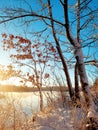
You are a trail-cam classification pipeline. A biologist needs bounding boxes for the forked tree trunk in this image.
[64,0,96,116]
[74,43,96,120]
[74,43,94,108]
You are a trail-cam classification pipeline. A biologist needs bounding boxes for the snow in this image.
[21,100,75,130]
[20,94,98,130]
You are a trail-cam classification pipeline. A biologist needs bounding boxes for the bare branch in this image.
[77,0,80,42]
[0,12,65,26]
[59,0,64,6]
[64,0,77,46]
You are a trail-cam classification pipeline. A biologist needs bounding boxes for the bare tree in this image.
[0,0,98,118]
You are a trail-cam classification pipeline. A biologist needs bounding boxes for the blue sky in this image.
[0,0,98,85]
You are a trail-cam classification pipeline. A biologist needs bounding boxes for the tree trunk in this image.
[64,0,96,117]
[39,86,43,111]
[47,0,74,100]
[35,65,43,111]
[56,44,74,99]
[74,43,94,108]
[74,62,80,100]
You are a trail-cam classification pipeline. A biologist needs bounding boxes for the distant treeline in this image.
[0,85,68,92]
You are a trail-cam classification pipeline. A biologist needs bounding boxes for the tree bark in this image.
[74,62,80,100]
[74,43,94,107]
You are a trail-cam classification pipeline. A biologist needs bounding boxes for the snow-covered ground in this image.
[0,90,98,130]
[21,99,87,130]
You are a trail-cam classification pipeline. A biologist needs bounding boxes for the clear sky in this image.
[0,0,98,85]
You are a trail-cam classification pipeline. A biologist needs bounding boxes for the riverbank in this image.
[21,92,98,130]
[21,99,74,130]
[0,89,98,130]
[0,85,68,92]
[21,98,89,130]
